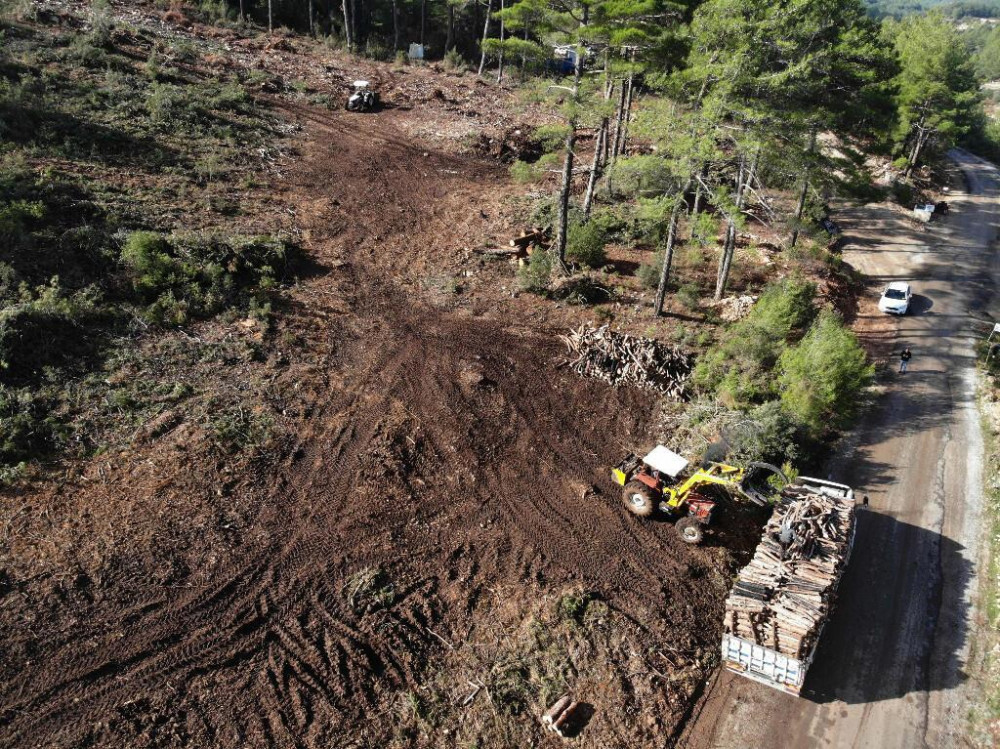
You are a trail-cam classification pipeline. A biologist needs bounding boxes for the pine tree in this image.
[888,11,981,175]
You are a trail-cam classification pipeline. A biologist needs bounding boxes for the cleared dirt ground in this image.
[0,39,768,746]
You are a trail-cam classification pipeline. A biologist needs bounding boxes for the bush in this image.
[636,250,663,289]
[208,403,273,452]
[121,231,290,325]
[517,249,551,294]
[510,159,542,184]
[891,180,916,207]
[0,386,62,470]
[693,278,817,406]
[690,212,718,247]
[677,283,700,310]
[197,0,234,22]
[0,199,44,246]
[722,400,809,466]
[0,278,103,378]
[565,221,607,268]
[778,310,873,434]
[443,48,465,71]
[531,123,571,153]
[591,203,639,243]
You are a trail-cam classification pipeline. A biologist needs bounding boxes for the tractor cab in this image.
[612,446,687,507]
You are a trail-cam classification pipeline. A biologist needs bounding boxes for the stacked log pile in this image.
[473,227,550,260]
[724,486,856,661]
[559,324,693,400]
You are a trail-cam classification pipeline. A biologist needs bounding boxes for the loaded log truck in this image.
[613,446,860,694]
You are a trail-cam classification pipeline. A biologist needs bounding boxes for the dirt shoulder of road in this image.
[968,380,1000,747]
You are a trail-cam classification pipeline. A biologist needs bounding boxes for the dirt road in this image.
[682,149,998,748]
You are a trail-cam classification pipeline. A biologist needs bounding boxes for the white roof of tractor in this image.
[643,445,688,477]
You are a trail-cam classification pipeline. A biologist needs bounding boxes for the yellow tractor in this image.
[611,445,786,544]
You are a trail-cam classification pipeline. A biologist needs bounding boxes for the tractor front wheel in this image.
[622,481,657,518]
[676,517,705,545]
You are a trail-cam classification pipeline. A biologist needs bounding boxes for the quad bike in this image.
[345,80,380,112]
[611,445,787,544]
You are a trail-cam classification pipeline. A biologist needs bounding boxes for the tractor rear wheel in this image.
[622,481,656,518]
[676,517,705,545]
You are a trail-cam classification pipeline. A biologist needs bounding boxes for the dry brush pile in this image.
[560,325,693,400]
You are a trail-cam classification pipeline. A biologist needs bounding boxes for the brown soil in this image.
[0,49,755,749]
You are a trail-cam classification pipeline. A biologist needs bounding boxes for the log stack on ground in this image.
[723,486,856,661]
[510,227,549,251]
[474,227,551,260]
[559,324,693,400]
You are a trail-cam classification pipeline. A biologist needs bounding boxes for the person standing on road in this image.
[899,347,912,373]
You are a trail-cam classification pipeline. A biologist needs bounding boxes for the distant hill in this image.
[866,0,1000,18]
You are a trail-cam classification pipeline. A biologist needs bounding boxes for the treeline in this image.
[866,0,1000,19]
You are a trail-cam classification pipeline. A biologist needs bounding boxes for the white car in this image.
[878,281,912,315]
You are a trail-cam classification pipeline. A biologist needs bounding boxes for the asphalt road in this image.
[681,150,999,749]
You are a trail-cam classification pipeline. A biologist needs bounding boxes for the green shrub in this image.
[750,277,817,338]
[208,403,273,452]
[690,212,718,247]
[565,221,607,268]
[591,203,639,242]
[197,0,234,22]
[677,283,700,310]
[723,400,809,466]
[121,231,290,325]
[362,39,393,62]
[0,386,62,470]
[0,278,103,377]
[531,123,571,153]
[443,48,465,71]
[693,278,817,406]
[636,250,663,289]
[778,311,873,434]
[345,567,396,613]
[891,180,916,207]
[394,50,409,67]
[517,249,552,294]
[892,156,910,171]
[210,82,249,112]
[146,82,180,123]
[510,159,543,183]
[0,199,44,246]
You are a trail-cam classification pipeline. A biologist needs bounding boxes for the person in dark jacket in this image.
[899,347,912,373]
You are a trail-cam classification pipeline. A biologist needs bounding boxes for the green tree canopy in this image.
[778,310,874,432]
[887,10,982,169]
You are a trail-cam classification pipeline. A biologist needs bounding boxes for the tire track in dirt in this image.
[4,101,730,747]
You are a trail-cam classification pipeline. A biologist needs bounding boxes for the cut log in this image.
[552,700,580,736]
[542,694,572,727]
[510,228,548,248]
